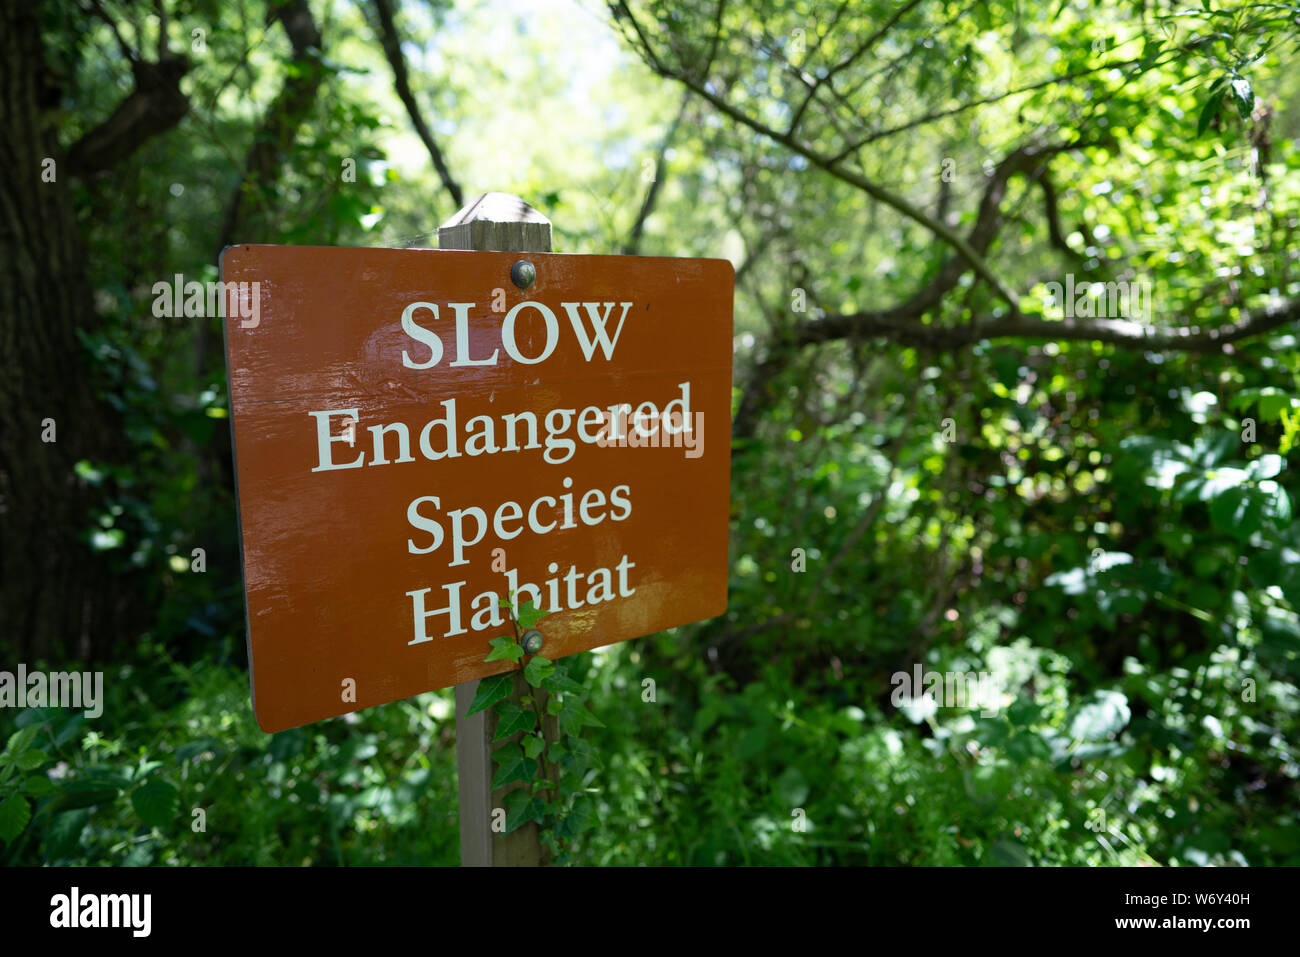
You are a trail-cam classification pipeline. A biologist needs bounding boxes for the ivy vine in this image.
[465,597,602,863]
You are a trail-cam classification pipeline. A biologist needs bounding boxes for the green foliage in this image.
[12,0,1300,867]
[0,642,460,865]
[482,599,604,863]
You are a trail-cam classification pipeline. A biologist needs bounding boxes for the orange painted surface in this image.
[220,245,733,732]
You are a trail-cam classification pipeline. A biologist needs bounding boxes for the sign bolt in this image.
[521,629,544,655]
[510,260,536,290]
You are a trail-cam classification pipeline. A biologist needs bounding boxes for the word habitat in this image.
[408,555,636,643]
[221,245,733,732]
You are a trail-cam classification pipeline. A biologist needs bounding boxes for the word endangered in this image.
[309,381,695,469]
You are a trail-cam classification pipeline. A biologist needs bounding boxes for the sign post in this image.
[220,192,734,867]
[442,193,554,867]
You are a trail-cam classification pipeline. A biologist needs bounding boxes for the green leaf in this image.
[1069,691,1131,741]
[516,599,548,630]
[502,789,546,833]
[24,775,56,798]
[466,673,514,716]
[1229,75,1254,120]
[986,838,1032,866]
[1210,485,1264,539]
[1233,388,1297,422]
[541,670,585,695]
[559,704,605,734]
[493,702,537,741]
[522,735,545,760]
[1251,454,1285,480]
[485,635,524,664]
[16,749,48,771]
[773,767,809,807]
[53,780,120,811]
[490,744,538,789]
[523,656,555,688]
[268,728,307,763]
[0,794,32,843]
[1006,730,1054,764]
[44,809,89,861]
[564,794,598,835]
[5,726,38,757]
[1197,85,1225,136]
[565,736,594,759]
[131,779,179,829]
[53,716,85,748]
[1272,485,1292,526]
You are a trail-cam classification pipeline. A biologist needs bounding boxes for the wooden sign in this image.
[220,245,733,732]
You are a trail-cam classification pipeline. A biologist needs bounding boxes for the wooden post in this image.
[444,192,554,867]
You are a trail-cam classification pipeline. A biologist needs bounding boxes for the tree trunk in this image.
[0,0,133,662]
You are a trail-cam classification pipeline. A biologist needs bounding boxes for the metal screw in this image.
[521,629,544,655]
[510,260,536,290]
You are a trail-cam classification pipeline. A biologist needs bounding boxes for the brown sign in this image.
[220,246,733,732]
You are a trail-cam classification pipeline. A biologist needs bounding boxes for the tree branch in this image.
[609,0,1022,310]
[67,58,190,176]
[826,55,1149,164]
[801,293,1300,352]
[786,0,925,138]
[216,0,324,253]
[66,2,191,180]
[623,91,689,255]
[370,0,463,212]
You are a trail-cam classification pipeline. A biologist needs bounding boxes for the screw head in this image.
[510,260,536,290]
[521,629,544,655]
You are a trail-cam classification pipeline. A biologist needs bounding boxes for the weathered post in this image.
[442,192,554,867]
